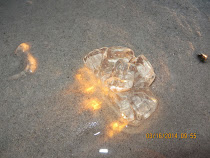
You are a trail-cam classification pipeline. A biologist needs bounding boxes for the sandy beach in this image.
[0,0,209,157]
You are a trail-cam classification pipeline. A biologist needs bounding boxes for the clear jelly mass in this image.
[83,46,157,125]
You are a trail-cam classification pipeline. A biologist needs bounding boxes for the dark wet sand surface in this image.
[0,0,210,157]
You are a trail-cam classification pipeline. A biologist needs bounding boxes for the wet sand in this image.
[0,0,210,157]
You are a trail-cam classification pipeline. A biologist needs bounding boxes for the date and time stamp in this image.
[146,133,196,139]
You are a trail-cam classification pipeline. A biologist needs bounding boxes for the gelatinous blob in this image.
[100,46,135,84]
[131,89,157,120]
[83,47,108,75]
[112,91,135,122]
[106,46,134,63]
[110,89,157,125]
[106,59,136,92]
[83,46,157,126]
[9,43,37,79]
[132,55,155,88]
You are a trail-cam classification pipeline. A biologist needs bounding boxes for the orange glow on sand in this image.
[83,98,102,111]
[107,119,128,137]
[73,67,119,113]
[72,66,128,137]
[75,67,99,94]
[74,67,115,96]
[26,53,37,73]
[16,43,31,53]
[85,86,95,93]
[9,43,38,80]
[14,43,37,73]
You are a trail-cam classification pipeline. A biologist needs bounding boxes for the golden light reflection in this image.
[74,67,104,111]
[26,53,37,73]
[17,43,31,53]
[74,67,116,96]
[102,86,109,96]
[107,119,128,138]
[69,66,129,137]
[85,86,95,93]
[75,67,99,94]
[9,43,37,80]
[83,98,102,111]
[14,43,37,73]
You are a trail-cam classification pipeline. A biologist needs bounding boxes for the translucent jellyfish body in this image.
[83,46,157,125]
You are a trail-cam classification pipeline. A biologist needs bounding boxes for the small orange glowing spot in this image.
[102,87,109,95]
[12,43,37,76]
[74,67,104,94]
[107,120,128,137]
[111,121,127,131]
[84,98,102,111]
[27,53,37,73]
[108,130,114,138]
[75,74,82,81]
[112,122,119,130]
[18,43,30,52]
[85,86,95,93]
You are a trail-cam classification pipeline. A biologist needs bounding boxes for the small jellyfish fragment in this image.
[105,59,136,92]
[108,89,157,125]
[83,47,108,75]
[100,47,135,83]
[106,46,134,63]
[130,89,157,121]
[9,43,37,80]
[115,93,135,122]
[133,55,155,88]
